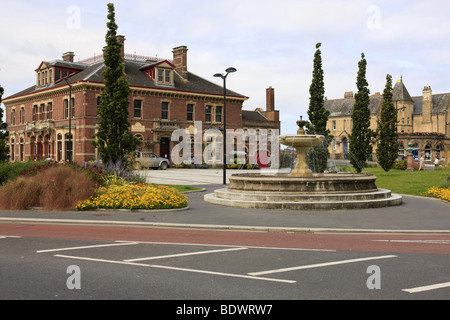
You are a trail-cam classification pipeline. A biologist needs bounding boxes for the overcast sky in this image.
[1,0,449,134]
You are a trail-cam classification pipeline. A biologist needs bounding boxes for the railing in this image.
[78,53,173,65]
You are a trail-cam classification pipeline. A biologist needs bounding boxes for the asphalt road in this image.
[1,167,449,303]
[1,223,450,301]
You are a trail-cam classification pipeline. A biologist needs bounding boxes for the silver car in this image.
[134,151,170,170]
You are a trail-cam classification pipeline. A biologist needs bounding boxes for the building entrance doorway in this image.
[160,137,170,159]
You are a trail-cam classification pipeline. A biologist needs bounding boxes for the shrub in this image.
[0,166,97,211]
[76,183,188,211]
[0,161,49,185]
[392,159,407,170]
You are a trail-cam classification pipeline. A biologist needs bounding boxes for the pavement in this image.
[0,168,449,234]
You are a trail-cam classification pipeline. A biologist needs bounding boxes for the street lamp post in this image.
[214,67,237,185]
[63,77,73,162]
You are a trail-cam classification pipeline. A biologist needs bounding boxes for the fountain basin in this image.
[204,173,402,210]
[279,134,324,148]
[228,173,378,194]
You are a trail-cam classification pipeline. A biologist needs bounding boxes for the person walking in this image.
[435,157,440,168]
[419,153,425,171]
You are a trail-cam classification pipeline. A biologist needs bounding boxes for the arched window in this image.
[20,138,25,161]
[10,138,15,161]
[65,133,73,162]
[424,142,432,161]
[135,134,144,151]
[57,134,62,162]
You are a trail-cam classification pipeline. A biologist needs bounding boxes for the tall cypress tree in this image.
[306,43,330,173]
[93,3,139,165]
[0,85,9,162]
[376,74,398,172]
[349,53,373,173]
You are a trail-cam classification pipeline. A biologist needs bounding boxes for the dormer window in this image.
[156,68,173,86]
[36,57,85,88]
[141,60,175,87]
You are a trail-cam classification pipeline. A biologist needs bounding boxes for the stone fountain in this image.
[204,118,402,210]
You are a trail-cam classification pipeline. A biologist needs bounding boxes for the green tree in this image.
[93,3,139,165]
[349,53,373,173]
[376,74,398,171]
[0,85,9,162]
[306,43,330,173]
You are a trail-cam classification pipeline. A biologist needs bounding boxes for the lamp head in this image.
[214,73,223,78]
[225,67,237,73]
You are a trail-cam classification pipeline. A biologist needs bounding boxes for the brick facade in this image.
[3,37,280,165]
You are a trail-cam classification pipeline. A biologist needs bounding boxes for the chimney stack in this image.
[266,87,275,112]
[62,52,75,62]
[344,91,354,99]
[422,86,432,124]
[173,46,189,80]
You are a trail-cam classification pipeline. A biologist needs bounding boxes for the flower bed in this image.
[427,187,450,202]
[75,183,189,211]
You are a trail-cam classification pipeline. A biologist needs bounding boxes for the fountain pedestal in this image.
[204,117,402,210]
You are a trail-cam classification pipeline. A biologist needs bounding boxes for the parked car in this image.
[134,151,170,170]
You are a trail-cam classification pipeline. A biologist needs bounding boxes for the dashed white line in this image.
[36,242,138,253]
[248,255,397,276]
[124,247,248,262]
[372,239,450,244]
[55,254,296,284]
[403,282,450,293]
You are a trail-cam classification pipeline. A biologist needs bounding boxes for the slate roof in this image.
[324,95,383,117]
[242,110,269,122]
[393,79,414,102]
[5,58,247,101]
[412,93,449,115]
[325,77,450,117]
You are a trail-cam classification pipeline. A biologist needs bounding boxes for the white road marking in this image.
[36,242,138,253]
[115,240,335,252]
[0,235,21,239]
[248,255,397,276]
[372,239,450,244]
[54,254,296,284]
[403,282,450,293]
[123,247,248,262]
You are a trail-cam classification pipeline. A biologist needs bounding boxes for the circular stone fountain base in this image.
[204,173,402,210]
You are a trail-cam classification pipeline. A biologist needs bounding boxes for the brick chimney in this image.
[422,86,432,124]
[266,87,275,112]
[344,91,354,99]
[62,52,75,62]
[173,46,188,80]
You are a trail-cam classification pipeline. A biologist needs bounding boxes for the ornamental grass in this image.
[75,183,188,211]
[0,166,97,211]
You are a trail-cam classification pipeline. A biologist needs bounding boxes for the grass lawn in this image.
[157,184,203,193]
[360,166,449,197]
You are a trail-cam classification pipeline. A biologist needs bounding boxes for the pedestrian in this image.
[435,157,440,167]
[419,153,425,171]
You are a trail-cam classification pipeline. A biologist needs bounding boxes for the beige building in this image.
[325,79,450,165]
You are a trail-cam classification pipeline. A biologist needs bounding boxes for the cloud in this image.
[1,0,450,135]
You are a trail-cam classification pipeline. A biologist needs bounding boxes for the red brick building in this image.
[3,36,280,165]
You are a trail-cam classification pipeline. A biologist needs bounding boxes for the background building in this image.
[3,36,280,165]
[325,78,450,165]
